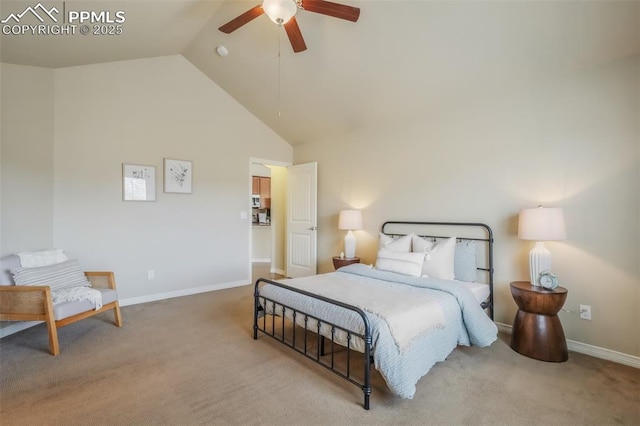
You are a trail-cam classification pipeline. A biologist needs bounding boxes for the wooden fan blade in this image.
[301,0,360,22]
[284,17,307,53]
[218,5,264,33]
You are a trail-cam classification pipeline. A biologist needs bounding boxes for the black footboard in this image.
[253,278,373,410]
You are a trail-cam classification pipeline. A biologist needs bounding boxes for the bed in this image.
[253,221,498,409]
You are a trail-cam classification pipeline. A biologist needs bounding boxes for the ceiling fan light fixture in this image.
[262,0,297,25]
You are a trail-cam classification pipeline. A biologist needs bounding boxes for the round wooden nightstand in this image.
[510,281,568,362]
[332,256,360,270]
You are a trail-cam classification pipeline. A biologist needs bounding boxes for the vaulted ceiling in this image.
[2,0,638,145]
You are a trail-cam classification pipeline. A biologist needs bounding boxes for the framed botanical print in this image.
[122,164,156,201]
[164,158,192,194]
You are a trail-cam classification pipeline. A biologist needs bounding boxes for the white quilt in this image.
[276,273,445,353]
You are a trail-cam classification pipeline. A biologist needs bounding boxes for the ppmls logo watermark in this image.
[2,2,126,36]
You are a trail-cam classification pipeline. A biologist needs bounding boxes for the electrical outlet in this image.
[148,270,155,280]
[579,304,591,320]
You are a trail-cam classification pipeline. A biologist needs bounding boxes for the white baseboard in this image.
[118,279,248,307]
[252,258,271,263]
[270,268,285,275]
[496,322,640,369]
[0,321,42,338]
[0,279,250,339]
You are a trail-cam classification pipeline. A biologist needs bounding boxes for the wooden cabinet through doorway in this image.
[252,176,271,209]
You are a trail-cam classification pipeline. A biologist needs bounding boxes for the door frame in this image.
[248,158,291,282]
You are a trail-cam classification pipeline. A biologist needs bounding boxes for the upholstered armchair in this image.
[0,254,122,355]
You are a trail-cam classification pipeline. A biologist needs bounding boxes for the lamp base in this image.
[344,230,356,259]
[529,241,551,286]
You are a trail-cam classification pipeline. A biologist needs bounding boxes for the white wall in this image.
[51,55,292,299]
[13,55,291,301]
[294,55,639,357]
[1,63,54,255]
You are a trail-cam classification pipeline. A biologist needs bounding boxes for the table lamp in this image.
[518,206,567,286]
[338,209,363,259]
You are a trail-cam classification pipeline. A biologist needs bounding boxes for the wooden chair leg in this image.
[113,302,123,327]
[45,315,60,356]
[43,290,60,356]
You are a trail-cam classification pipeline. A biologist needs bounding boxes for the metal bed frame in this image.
[253,221,494,410]
[380,221,494,319]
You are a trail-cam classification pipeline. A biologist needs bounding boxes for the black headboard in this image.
[380,221,494,319]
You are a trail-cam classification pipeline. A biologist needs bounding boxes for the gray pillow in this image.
[12,259,90,290]
[454,240,477,282]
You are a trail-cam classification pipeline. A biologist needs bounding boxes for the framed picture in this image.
[164,158,192,194]
[122,164,156,201]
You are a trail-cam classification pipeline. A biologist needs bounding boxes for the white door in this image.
[286,162,317,278]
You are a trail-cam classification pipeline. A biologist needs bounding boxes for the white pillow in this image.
[375,249,425,277]
[412,236,456,280]
[379,233,412,252]
[17,249,68,268]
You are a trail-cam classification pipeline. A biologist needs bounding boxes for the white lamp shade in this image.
[518,207,567,241]
[338,210,363,231]
[262,0,297,25]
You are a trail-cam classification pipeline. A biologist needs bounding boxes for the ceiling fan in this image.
[218,0,360,53]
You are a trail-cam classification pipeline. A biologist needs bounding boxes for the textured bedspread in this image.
[265,271,445,353]
[258,264,498,398]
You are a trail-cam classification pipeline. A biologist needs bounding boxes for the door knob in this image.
[307,226,317,231]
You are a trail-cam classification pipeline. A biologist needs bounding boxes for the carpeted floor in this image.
[0,284,638,425]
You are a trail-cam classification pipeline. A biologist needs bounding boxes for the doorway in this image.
[249,159,318,281]
[250,159,289,279]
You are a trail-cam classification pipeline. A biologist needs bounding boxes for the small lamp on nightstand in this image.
[518,205,567,286]
[338,209,362,259]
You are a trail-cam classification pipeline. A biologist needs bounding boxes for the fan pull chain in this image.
[277,29,282,118]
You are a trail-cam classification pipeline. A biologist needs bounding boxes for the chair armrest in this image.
[84,271,117,290]
[0,285,52,318]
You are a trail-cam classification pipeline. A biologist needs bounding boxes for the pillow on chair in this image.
[17,249,68,268]
[12,259,90,291]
